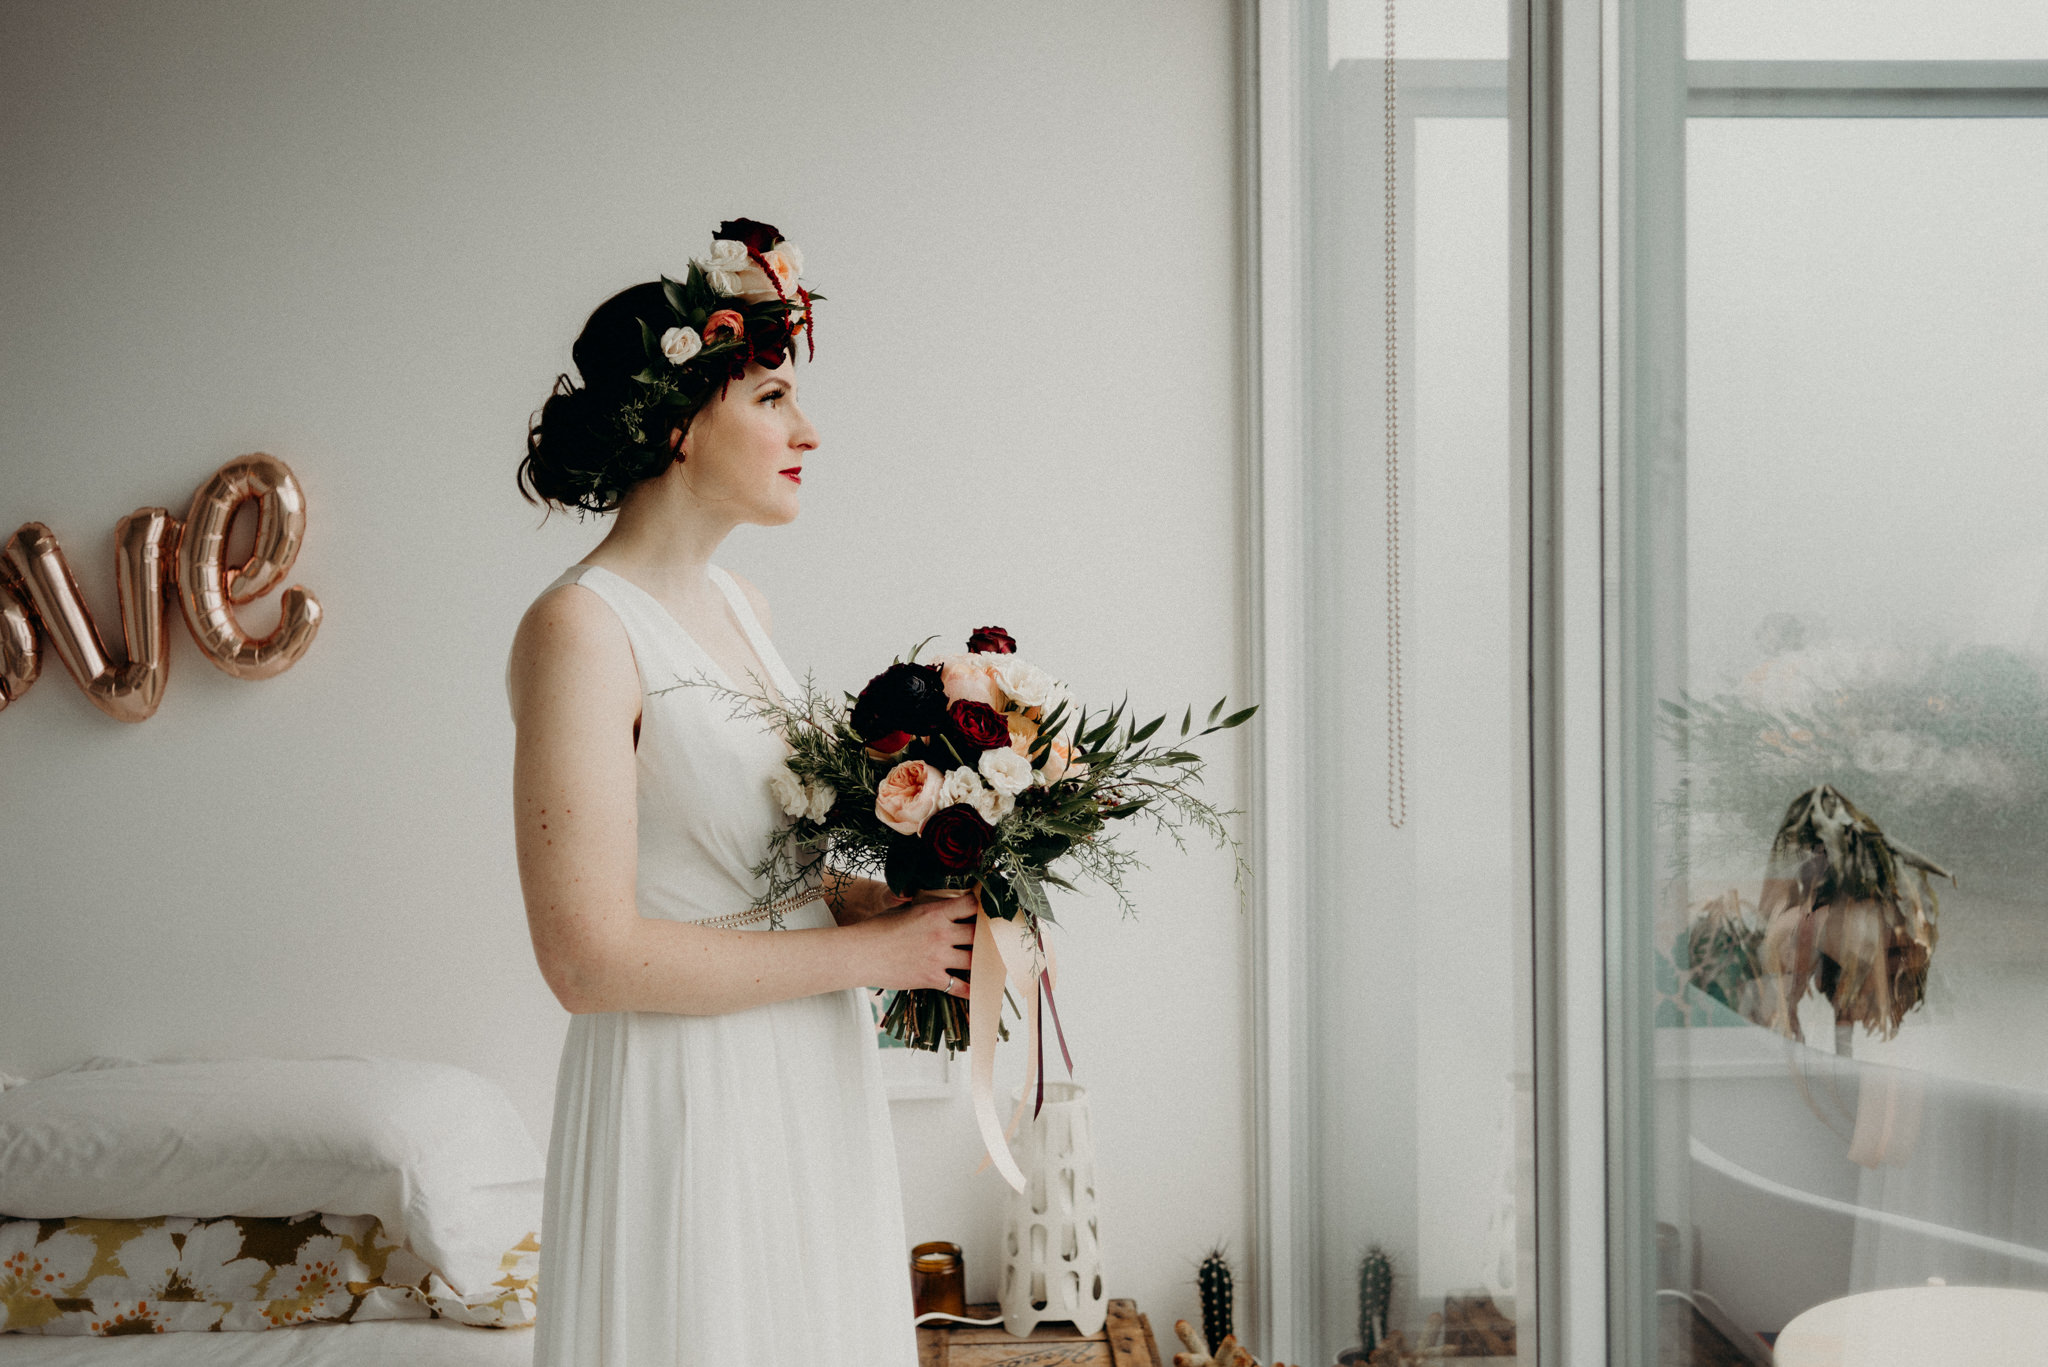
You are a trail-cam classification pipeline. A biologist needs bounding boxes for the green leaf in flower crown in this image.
[1039,869,1081,893]
[662,277,688,317]
[632,369,660,384]
[1044,818,1097,837]
[638,317,661,358]
[1208,696,1227,726]
[1100,799,1151,819]
[1130,714,1165,744]
[1217,705,1258,729]
[1181,707,1192,737]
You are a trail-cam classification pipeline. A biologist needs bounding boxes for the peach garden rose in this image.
[874,759,944,835]
[940,654,1007,711]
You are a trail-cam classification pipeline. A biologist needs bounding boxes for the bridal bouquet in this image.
[723,625,1254,1054]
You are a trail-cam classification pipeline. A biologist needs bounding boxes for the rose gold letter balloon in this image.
[0,566,41,712]
[176,454,321,679]
[0,510,179,722]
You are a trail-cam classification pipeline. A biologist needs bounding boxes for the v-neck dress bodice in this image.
[509,561,916,1367]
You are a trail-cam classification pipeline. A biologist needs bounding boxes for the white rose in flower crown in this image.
[804,782,837,823]
[978,746,1033,798]
[695,239,803,304]
[767,766,808,818]
[659,325,702,365]
[991,656,1060,710]
[695,239,753,296]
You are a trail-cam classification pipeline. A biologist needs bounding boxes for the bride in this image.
[503,219,968,1365]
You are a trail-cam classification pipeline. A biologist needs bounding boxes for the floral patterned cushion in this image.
[0,1212,536,1335]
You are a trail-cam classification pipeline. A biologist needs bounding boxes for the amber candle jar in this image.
[910,1241,967,1318]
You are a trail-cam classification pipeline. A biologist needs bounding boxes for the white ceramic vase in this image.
[999,1080,1107,1336]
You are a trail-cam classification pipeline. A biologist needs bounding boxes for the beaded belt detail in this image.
[692,885,825,930]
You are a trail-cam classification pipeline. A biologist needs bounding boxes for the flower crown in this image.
[613,217,819,449]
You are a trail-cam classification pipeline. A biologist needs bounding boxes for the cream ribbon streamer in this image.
[968,904,1055,1192]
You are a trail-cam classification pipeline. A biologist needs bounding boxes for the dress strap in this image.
[706,565,796,700]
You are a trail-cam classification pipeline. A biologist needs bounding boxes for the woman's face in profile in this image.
[673,358,818,526]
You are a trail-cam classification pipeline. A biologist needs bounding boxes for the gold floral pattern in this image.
[0,1213,536,1336]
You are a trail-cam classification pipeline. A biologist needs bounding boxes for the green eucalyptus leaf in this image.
[1015,873,1051,921]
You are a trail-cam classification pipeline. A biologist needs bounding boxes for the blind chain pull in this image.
[1384,0,1408,829]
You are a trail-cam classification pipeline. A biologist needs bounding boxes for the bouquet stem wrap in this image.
[969,900,1055,1192]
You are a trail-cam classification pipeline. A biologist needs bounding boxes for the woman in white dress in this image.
[504,221,970,1365]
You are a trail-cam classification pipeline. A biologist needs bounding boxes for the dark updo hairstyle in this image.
[519,282,690,517]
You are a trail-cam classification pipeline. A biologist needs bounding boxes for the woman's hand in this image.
[824,873,908,926]
[855,892,976,996]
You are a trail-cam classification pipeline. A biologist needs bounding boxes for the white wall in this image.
[0,0,1250,1331]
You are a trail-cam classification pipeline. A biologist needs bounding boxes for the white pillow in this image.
[0,1056,542,1296]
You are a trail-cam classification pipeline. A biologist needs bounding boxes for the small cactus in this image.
[1196,1246,1235,1353]
[1357,1245,1393,1353]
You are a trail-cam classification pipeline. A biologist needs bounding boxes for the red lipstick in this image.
[780,467,802,485]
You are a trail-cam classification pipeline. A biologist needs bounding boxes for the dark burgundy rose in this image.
[851,662,948,742]
[924,803,996,872]
[945,699,1010,755]
[748,313,793,368]
[967,626,1016,654]
[714,218,782,254]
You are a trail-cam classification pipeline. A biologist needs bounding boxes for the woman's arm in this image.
[507,585,971,1016]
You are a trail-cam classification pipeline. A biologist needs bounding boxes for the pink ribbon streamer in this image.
[969,910,1074,1188]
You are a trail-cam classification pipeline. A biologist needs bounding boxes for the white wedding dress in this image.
[511,561,917,1367]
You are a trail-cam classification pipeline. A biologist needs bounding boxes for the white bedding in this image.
[0,1323,532,1367]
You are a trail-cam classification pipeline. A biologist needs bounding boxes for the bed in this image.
[1,1058,546,1367]
[0,1319,532,1367]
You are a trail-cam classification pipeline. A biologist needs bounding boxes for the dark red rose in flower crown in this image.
[967,626,1017,655]
[749,312,793,370]
[924,802,996,872]
[945,699,1010,755]
[852,662,948,743]
[715,218,783,254]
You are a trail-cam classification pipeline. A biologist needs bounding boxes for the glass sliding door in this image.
[1615,5,2048,1360]
[1289,3,1537,1363]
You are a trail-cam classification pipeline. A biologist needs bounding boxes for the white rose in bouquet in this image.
[937,765,984,810]
[939,764,1012,825]
[978,747,1033,798]
[804,782,837,823]
[991,656,1059,710]
[767,766,808,817]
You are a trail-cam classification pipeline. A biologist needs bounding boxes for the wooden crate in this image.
[916,1300,1162,1367]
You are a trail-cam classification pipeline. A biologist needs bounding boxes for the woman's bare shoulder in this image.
[507,581,639,724]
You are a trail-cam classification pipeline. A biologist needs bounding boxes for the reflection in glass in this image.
[1642,68,2048,1363]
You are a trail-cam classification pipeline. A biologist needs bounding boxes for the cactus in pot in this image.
[1196,1246,1235,1353]
[1358,1245,1393,1355]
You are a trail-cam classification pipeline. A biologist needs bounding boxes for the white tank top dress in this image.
[510,562,917,1367]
